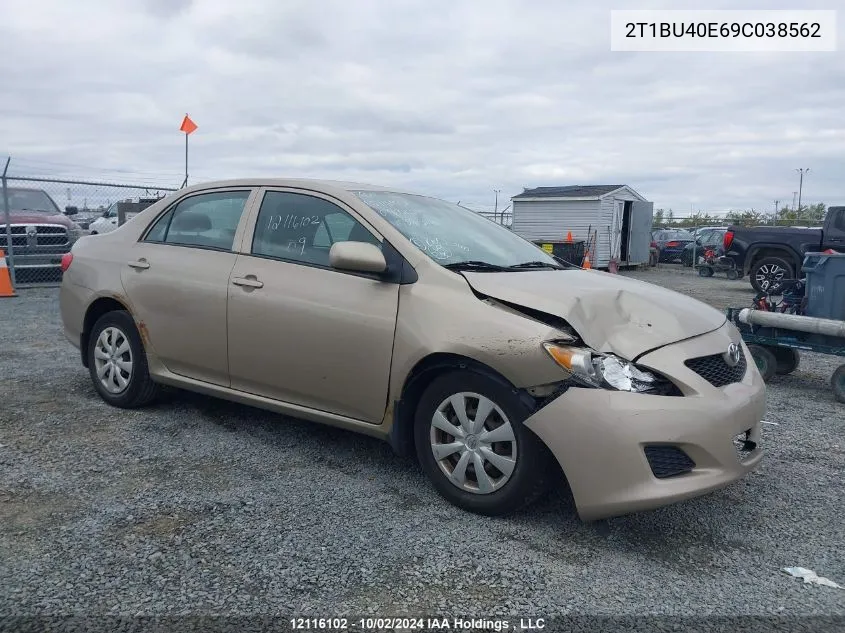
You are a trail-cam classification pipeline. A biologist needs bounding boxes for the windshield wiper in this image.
[443,260,511,272]
[509,261,564,270]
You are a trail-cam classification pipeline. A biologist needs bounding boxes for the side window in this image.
[143,191,251,251]
[144,209,173,242]
[251,191,380,267]
[834,210,845,232]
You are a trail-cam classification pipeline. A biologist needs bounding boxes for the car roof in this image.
[178,178,421,196]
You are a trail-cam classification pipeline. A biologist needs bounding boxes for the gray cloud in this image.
[0,0,842,213]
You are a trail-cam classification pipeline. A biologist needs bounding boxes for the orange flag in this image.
[180,114,198,135]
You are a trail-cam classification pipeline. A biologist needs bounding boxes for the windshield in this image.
[7,188,59,213]
[351,190,560,268]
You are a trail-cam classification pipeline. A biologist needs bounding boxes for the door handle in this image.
[127,260,150,269]
[232,276,264,289]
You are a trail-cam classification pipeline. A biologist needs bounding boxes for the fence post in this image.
[691,224,697,270]
[1,157,16,287]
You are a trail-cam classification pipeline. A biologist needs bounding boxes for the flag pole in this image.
[184,131,188,188]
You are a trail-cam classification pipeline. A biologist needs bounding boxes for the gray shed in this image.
[511,185,654,268]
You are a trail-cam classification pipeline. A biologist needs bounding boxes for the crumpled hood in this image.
[462,269,727,360]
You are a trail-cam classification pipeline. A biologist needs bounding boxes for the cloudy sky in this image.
[1,0,843,215]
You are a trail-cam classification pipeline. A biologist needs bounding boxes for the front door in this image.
[120,188,257,386]
[227,189,400,423]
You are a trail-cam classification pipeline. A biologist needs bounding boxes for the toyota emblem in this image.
[25,225,37,236]
[724,343,742,367]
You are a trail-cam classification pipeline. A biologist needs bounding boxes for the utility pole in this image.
[773,200,780,225]
[792,191,797,211]
[493,189,501,224]
[796,168,810,217]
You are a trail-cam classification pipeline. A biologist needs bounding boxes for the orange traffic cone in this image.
[582,253,591,269]
[0,249,17,297]
[566,231,573,243]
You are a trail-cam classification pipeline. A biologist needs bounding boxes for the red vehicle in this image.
[1,187,84,279]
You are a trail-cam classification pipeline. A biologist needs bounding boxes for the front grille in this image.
[644,445,696,479]
[0,224,69,248]
[684,352,747,387]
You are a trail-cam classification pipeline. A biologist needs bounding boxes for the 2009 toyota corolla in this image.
[59,179,766,520]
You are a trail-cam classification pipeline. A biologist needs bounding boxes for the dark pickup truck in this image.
[724,206,845,293]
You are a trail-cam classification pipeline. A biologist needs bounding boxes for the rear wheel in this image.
[87,310,160,408]
[414,371,555,516]
[726,269,739,280]
[747,344,777,381]
[831,365,845,404]
[698,266,714,277]
[750,257,794,294]
[772,348,800,375]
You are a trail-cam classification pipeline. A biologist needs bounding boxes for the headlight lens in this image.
[543,342,665,393]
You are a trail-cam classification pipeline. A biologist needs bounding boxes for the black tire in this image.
[414,370,556,516]
[726,269,739,280]
[750,256,794,294]
[747,344,777,382]
[87,310,160,408]
[772,347,800,375]
[698,266,714,277]
[831,365,845,404]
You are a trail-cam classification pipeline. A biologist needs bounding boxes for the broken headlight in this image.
[542,342,671,394]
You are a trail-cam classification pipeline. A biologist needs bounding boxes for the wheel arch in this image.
[747,245,800,274]
[388,353,531,458]
[81,296,132,368]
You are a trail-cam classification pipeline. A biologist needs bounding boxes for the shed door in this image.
[628,201,654,263]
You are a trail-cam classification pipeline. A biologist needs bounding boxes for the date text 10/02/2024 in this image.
[290,617,547,631]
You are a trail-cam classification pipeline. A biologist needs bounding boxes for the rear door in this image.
[120,188,259,386]
[226,188,400,423]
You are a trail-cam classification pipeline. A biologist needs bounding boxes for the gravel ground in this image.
[1,268,843,626]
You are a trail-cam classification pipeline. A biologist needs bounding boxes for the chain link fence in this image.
[2,162,178,287]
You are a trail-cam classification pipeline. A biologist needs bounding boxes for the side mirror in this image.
[65,206,79,215]
[329,241,387,274]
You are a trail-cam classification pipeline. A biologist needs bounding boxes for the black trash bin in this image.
[535,241,586,266]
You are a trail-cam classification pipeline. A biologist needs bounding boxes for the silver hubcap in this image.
[429,392,517,495]
[756,264,785,291]
[94,327,133,394]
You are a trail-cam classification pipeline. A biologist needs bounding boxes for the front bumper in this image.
[524,323,766,521]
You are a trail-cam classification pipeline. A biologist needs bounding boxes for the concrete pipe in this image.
[738,308,845,338]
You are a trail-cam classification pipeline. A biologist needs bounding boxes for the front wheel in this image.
[414,371,556,516]
[726,269,739,280]
[87,310,160,408]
